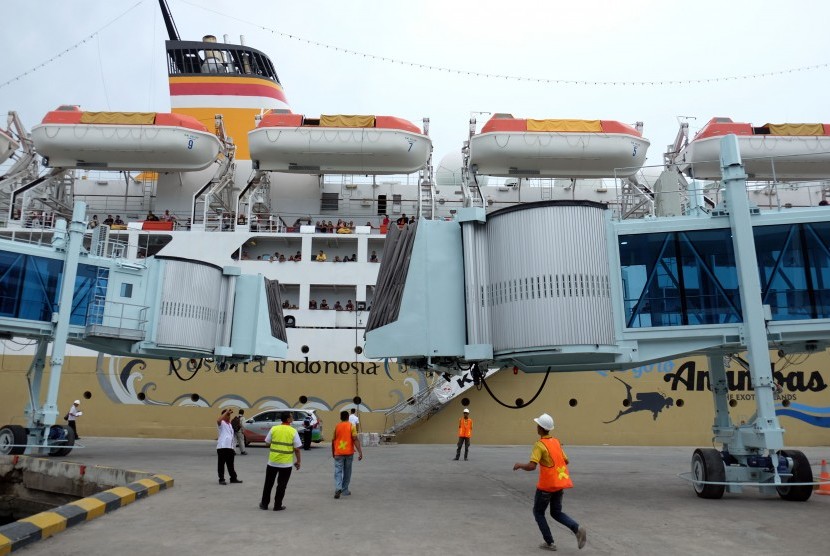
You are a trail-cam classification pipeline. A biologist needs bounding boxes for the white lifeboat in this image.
[248,113,431,175]
[468,115,650,178]
[32,106,221,171]
[0,128,19,164]
[676,118,830,180]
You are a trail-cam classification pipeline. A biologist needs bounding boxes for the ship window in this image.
[321,192,340,211]
[120,283,133,298]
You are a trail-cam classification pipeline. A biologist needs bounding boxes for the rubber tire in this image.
[48,425,75,457]
[692,448,726,499]
[0,424,27,455]
[776,450,813,502]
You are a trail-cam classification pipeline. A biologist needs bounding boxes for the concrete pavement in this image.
[10,439,830,556]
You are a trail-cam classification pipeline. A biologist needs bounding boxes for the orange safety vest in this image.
[333,421,355,456]
[458,417,473,438]
[536,437,574,492]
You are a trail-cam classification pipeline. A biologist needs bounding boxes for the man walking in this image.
[332,410,363,498]
[454,408,473,460]
[231,409,247,455]
[513,413,586,551]
[260,411,302,511]
[66,400,83,439]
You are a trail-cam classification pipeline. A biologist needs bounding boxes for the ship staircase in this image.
[236,170,272,230]
[8,168,73,227]
[381,368,498,441]
[417,119,437,220]
[191,115,237,230]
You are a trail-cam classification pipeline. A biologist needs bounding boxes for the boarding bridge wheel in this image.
[776,450,813,502]
[0,425,27,455]
[691,448,726,499]
[47,425,76,457]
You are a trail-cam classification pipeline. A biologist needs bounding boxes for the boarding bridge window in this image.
[619,229,742,328]
[755,221,830,320]
[120,283,134,298]
[0,252,108,325]
[321,193,340,212]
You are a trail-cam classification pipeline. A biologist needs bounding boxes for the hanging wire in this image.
[0,1,144,90]
[179,0,829,88]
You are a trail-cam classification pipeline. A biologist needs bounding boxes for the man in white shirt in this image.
[216,408,242,485]
[349,408,361,433]
[67,400,83,439]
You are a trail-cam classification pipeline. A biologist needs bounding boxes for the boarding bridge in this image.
[365,135,830,501]
[0,202,287,457]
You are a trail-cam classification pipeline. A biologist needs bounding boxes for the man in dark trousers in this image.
[454,408,472,460]
[513,413,586,551]
[260,411,302,511]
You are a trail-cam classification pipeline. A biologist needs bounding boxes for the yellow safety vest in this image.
[269,424,296,465]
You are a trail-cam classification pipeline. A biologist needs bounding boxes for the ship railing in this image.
[85,299,148,341]
[382,379,448,438]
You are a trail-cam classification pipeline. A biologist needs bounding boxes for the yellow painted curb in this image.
[19,512,66,539]
[106,486,137,505]
[68,497,107,520]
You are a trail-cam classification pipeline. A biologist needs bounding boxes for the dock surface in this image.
[12,438,830,555]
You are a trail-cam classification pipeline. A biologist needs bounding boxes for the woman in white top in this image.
[216,409,242,485]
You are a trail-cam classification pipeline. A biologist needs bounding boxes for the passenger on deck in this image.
[370,250,378,263]
[294,251,302,261]
[316,250,327,262]
[146,212,160,222]
[89,215,99,229]
[409,215,416,224]
[114,215,125,225]
[270,252,279,262]
[282,299,290,309]
[320,299,330,310]
[337,224,352,234]
[334,256,342,263]
[103,215,114,226]
[309,299,317,310]
[334,301,343,311]
[279,254,286,262]
[345,300,355,311]
[349,254,357,262]
[162,210,176,222]
[396,214,408,227]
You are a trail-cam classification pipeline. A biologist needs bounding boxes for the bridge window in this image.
[619,228,741,328]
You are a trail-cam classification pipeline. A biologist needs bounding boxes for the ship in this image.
[1,1,828,449]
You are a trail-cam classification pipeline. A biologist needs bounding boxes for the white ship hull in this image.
[32,124,221,171]
[249,127,431,174]
[469,132,649,178]
[677,135,830,180]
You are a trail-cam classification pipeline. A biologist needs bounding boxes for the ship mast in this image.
[158,0,181,41]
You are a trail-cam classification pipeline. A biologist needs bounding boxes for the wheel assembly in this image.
[691,448,726,499]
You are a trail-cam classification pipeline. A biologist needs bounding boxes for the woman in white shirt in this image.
[216,409,242,485]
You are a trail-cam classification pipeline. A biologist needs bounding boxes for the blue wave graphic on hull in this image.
[780,401,830,414]
[775,408,830,428]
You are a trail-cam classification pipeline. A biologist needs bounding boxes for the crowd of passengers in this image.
[305,299,356,311]
[234,250,379,262]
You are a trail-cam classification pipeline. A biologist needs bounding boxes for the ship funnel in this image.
[203,35,217,42]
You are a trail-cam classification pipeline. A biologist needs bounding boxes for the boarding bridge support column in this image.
[721,135,784,458]
[37,202,88,454]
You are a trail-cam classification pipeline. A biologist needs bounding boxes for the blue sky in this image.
[3,0,830,166]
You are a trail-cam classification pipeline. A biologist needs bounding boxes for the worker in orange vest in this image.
[454,408,473,461]
[332,410,363,498]
[513,413,586,552]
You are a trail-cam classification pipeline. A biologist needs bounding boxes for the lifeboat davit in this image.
[248,113,431,175]
[468,115,650,178]
[676,117,830,180]
[32,106,221,171]
[0,128,19,164]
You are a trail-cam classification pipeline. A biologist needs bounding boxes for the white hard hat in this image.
[534,413,554,431]
[73,400,81,405]
[463,408,470,413]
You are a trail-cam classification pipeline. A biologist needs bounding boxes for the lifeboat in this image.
[32,106,221,171]
[248,113,431,175]
[0,128,19,164]
[676,117,830,180]
[468,115,650,178]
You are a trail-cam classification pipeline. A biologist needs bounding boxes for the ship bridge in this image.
[365,135,830,500]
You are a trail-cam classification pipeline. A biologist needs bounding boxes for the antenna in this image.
[158,0,181,41]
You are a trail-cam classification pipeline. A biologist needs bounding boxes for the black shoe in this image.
[453,457,459,461]
[334,490,342,499]
[259,503,268,510]
[218,479,227,485]
[273,506,286,511]
[464,457,468,461]
[240,451,248,455]
[230,478,243,484]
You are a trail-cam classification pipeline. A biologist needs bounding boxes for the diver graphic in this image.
[604,376,674,424]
